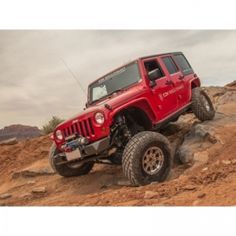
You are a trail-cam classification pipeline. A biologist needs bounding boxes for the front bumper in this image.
[82,137,110,156]
[55,136,110,164]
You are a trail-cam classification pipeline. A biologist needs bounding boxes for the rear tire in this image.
[191,87,215,121]
[122,131,172,186]
[49,144,94,177]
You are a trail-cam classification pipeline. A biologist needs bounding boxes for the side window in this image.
[144,60,164,79]
[174,54,192,75]
[162,56,178,74]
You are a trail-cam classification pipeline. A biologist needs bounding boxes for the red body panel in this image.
[53,52,200,150]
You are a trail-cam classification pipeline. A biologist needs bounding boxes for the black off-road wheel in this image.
[191,87,215,121]
[49,144,94,177]
[122,131,172,186]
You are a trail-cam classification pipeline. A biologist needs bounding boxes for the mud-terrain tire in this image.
[49,144,94,177]
[191,87,215,121]
[122,131,172,186]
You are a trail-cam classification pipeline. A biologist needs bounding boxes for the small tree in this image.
[42,116,64,135]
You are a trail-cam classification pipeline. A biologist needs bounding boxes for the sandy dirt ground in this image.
[0,84,236,206]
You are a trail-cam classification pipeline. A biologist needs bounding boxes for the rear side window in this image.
[162,57,178,74]
[174,54,192,75]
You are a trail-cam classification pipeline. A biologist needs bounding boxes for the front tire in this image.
[122,131,172,186]
[191,87,215,121]
[49,144,94,177]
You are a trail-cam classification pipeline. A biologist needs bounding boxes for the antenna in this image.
[60,58,86,97]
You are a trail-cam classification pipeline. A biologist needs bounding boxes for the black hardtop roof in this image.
[139,51,183,60]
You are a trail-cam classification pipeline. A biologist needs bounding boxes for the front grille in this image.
[63,118,95,138]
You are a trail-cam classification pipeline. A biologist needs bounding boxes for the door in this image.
[144,59,178,121]
[173,53,195,105]
[159,56,187,110]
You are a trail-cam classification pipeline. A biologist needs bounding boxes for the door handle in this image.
[178,75,184,80]
[165,80,174,85]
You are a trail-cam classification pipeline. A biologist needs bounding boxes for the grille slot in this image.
[79,122,85,137]
[70,125,76,134]
[74,123,79,134]
[88,118,95,135]
[84,120,89,137]
[67,127,70,136]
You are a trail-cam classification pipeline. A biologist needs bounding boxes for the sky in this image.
[0,30,236,128]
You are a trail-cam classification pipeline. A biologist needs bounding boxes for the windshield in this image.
[88,62,141,103]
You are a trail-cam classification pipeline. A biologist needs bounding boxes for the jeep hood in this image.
[56,84,144,128]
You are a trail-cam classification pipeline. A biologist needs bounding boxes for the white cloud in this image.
[0,30,235,128]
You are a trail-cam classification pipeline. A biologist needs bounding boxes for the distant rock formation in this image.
[0,124,42,141]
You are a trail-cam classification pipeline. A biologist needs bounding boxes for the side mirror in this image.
[148,68,162,81]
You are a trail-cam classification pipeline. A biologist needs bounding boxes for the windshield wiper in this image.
[89,97,106,105]
[107,88,125,97]
[89,88,126,105]
[89,93,112,105]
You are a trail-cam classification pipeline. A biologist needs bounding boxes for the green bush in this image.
[42,116,64,135]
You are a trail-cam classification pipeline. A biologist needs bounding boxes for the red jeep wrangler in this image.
[49,52,215,186]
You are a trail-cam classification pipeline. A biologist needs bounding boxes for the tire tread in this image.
[191,87,215,121]
[122,131,172,186]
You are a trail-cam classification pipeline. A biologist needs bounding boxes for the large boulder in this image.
[177,122,218,164]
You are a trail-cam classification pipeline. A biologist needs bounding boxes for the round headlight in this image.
[95,112,105,125]
[55,130,63,140]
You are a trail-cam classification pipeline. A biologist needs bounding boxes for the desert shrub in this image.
[42,116,64,135]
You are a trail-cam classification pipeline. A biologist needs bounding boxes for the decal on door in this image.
[158,84,184,100]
